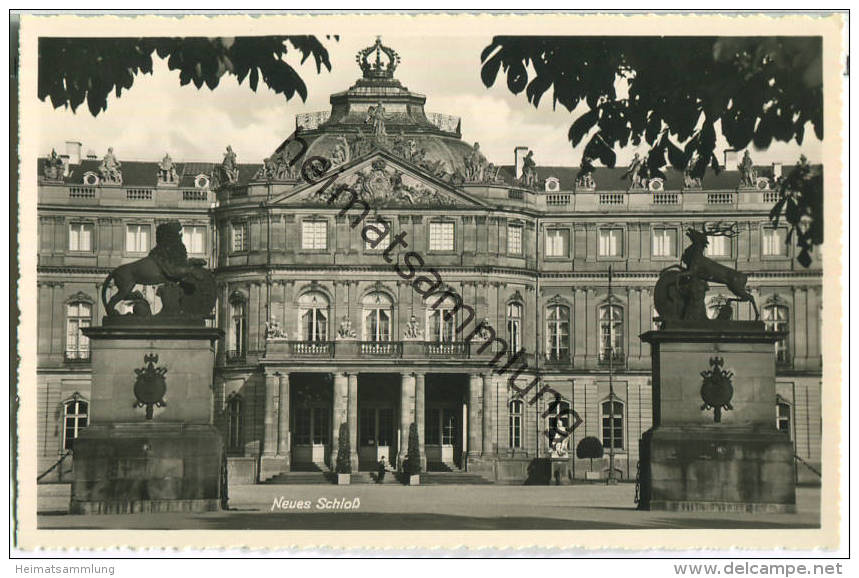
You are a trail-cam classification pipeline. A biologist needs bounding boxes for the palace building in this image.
[36,39,822,485]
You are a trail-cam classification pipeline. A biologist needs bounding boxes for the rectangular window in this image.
[507,224,523,255]
[62,398,88,451]
[601,400,624,450]
[508,401,523,449]
[762,227,788,256]
[184,225,207,255]
[651,227,677,258]
[545,228,570,257]
[429,222,455,252]
[231,222,247,253]
[599,228,624,257]
[125,224,151,253]
[68,223,94,252]
[706,234,731,257]
[302,220,328,250]
[441,408,456,445]
[363,220,390,250]
[777,402,791,435]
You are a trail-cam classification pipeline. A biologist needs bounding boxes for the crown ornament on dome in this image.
[356,36,401,79]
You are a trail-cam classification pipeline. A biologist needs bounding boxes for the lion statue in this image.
[101,220,216,318]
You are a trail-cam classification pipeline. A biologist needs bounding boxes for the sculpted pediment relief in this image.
[273,153,484,209]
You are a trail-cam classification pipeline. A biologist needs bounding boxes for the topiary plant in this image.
[404,422,421,476]
[576,436,604,472]
[335,422,351,474]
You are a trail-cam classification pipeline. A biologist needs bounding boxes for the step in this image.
[419,472,493,485]
[265,472,332,485]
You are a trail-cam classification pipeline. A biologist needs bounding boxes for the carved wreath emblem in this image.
[700,357,734,423]
[133,353,167,420]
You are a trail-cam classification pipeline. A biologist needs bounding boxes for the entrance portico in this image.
[261,368,487,476]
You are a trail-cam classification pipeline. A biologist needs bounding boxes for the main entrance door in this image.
[357,373,399,471]
[358,407,394,468]
[426,407,458,465]
[425,374,466,470]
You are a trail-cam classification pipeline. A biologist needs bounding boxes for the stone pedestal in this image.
[71,321,224,514]
[638,321,795,512]
[550,457,573,485]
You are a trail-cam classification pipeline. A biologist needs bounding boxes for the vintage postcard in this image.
[13,11,847,554]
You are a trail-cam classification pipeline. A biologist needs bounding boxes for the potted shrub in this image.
[403,422,421,485]
[335,422,351,485]
[576,436,604,481]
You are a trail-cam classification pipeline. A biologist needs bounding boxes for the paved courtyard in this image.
[37,484,820,530]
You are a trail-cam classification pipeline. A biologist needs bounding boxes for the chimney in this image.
[514,146,528,179]
[723,149,738,169]
[772,162,783,180]
[65,141,82,165]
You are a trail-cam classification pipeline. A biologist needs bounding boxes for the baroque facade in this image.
[36,39,822,485]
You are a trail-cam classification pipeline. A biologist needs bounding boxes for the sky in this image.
[36,34,821,168]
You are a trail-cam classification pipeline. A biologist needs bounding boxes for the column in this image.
[263,372,278,456]
[467,374,482,460]
[331,372,348,470]
[414,373,426,468]
[276,372,290,461]
[481,373,496,455]
[348,373,359,472]
[398,373,416,467]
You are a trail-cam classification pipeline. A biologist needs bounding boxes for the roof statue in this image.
[42,148,64,181]
[356,36,401,80]
[622,152,647,190]
[521,150,538,188]
[98,147,123,185]
[158,153,178,184]
[683,152,702,189]
[464,142,487,182]
[738,150,757,188]
[218,145,239,185]
[576,156,596,189]
[365,100,388,138]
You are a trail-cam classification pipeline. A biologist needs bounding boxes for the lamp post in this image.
[606,265,618,485]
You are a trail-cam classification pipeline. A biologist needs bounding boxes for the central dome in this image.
[282,37,477,180]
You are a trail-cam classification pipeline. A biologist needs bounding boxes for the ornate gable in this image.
[272,151,485,209]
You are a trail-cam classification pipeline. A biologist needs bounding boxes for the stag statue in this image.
[654,223,759,322]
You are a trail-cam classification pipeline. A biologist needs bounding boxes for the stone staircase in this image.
[264,471,332,485]
[418,471,493,485]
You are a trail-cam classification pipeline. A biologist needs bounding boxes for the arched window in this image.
[776,397,792,437]
[226,395,243,451]
[546,304,569,361]
[362,292,393,342]
[763,302,789,363]
[508,399,523,449]
[426,294,458,343]
[601,398,624,450]
[599,304,624,364]
[65,302,92,360]
[229,297,247,359]
[507,302,523,353]
[298,291,329,342]
[62,393,88,451]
